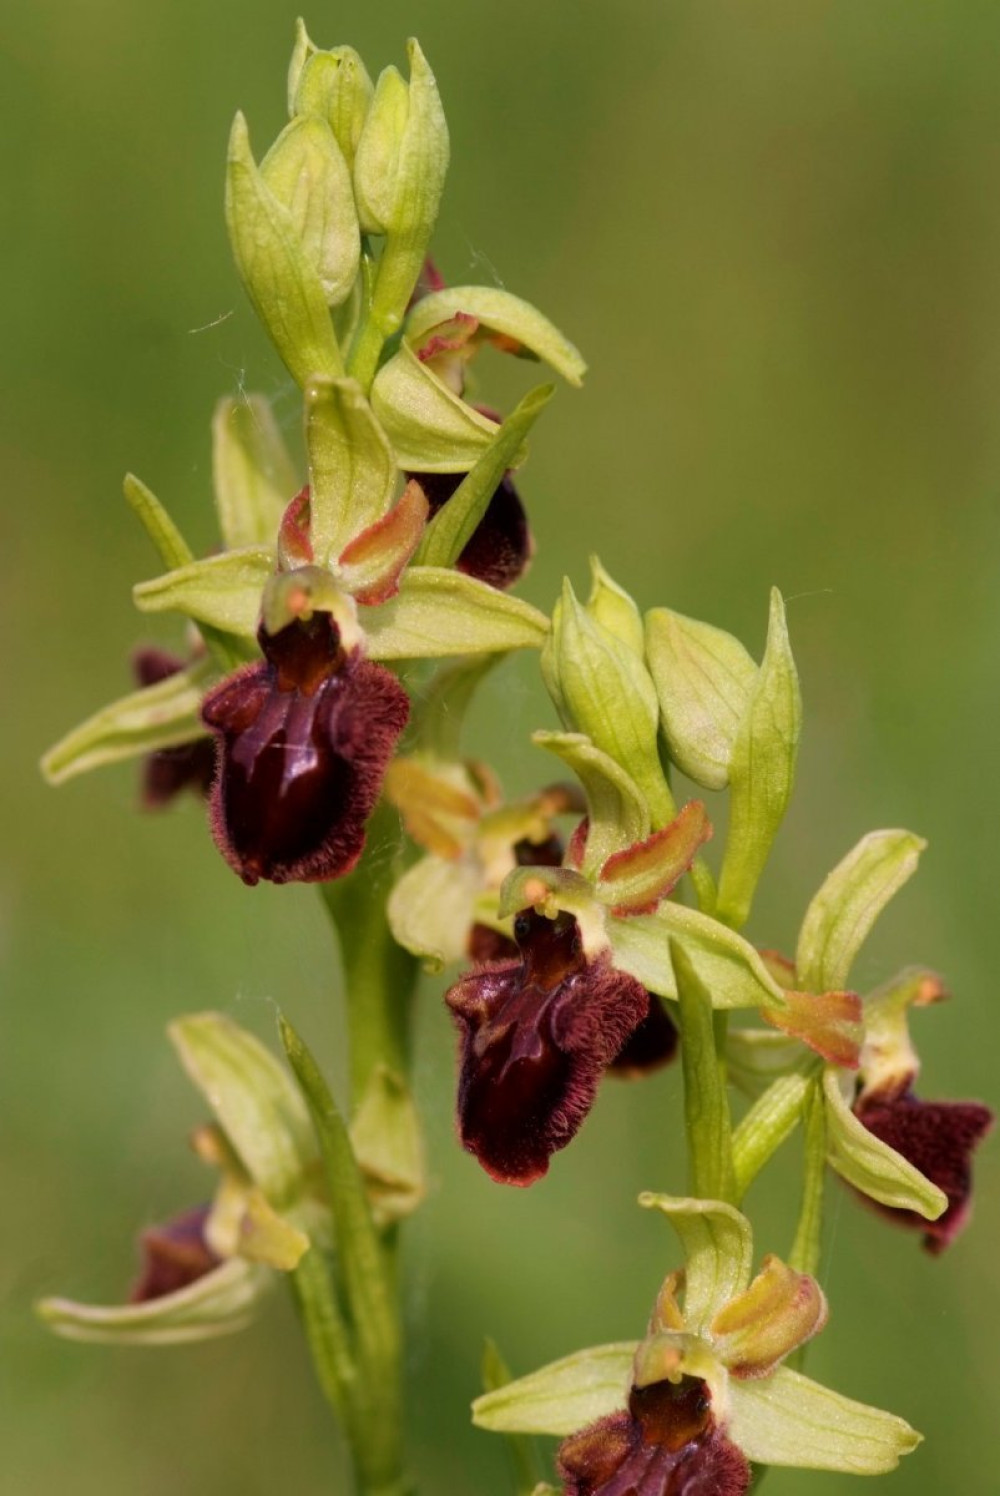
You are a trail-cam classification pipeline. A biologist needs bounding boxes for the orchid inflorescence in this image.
[39,24,990,1496]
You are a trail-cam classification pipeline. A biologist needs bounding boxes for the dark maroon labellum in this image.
[854,1086,993,1253]
[608,993,679,1077]
[200,613,408,886]
[132,647,216,808]
[408,469,532,590]
[445,909,648,1185]
[558,1376,750,1496]
[129,1205,220,1303]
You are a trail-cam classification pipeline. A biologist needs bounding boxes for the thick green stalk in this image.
[673,941,736,1203]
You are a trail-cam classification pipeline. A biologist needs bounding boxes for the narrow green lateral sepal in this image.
[728,1366,921,1473]
[796,829,927,994]
[644,607,758,791]
[212,393,298,550]
[41,654,216,785]
[38,1258,270,1346]
[472,1343,636,1437]
[133,547,273,638]
[405,285,587,387]
[717,588,801,927]
[416,384,554,569]
[226,111,343,386]
[822,1068,947,1219]
[638,1194,753,1334]
[362,566,549,658]
[607,902,787,1010]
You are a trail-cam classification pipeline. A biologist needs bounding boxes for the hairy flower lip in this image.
[853,1086,993,1253]
[446,909,649,1185]
[408,467,532,590]
[201,613,408,886]
[131,647,216,807]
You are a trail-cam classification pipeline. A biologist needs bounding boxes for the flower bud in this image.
[260,116,360,307]
[542,579,672,826]
[354,41,447,242]
[288,22,374,170]
[585,557,644,657]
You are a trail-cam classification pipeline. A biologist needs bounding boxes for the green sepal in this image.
[169,1013,319,1210]
[728,1366,921,1473]
[405,285,587,387]
[40,654,216,786]
[822,1068,947,1219]
[607,903,787,1010]
[531,730,649,873]
[638,1194,753,1334]
[362,566,549,658]
[586,557,644,656]
[288,25,374,171]
[731,1070,813,1200]
[471,1343,636,1437]
[387,853,481,968]
[371,340,499,470]
[717,589,801,927]
[726,1028,805,1099]
[348,1064,426,1228]
[212,393,298,550]
[796,829,927,994]
[543,579,673,826]
[37,1258,270,1347]
[305,375,396,563]
[133,547,272,639]
[123,472,193,569]
[673,943,736,1203]
[278,1016,399,1389]
[259,115,360,308]
[416,384,554,568]
[226,111,343,386]
[644,607,757,791]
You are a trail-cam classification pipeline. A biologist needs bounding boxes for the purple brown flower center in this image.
[408,469,531,590]
[558,1376,750,1496]
[129,1205,220,1304]
[201,612,409,886]
[445,909,649,1185]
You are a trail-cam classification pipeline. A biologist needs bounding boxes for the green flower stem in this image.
[731,1065,819,1202]
[789,1077,828,1278]
[291,1246,355,1425]
[673,942,736,1203]
[320,804,420,1113]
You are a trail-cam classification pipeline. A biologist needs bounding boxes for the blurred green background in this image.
[3,1,998,1491]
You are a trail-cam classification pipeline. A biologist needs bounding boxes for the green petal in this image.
[305,375,396,563]
[416,384,554,569]
[728,1366,921,1473]
[212,393,298,551]
[471,1343,636,1437]
[717,588,801,928]
[123,472,194,569]
[38,1258,269,1346]
[362,566,549,658]
[41,655,216,785]
[225,112,343,387]
[370,340,498,471]
[638,1194,753,1333]
[644,607,758,792]
[796,829,927,994]
[386,853,481,967]
[822,1068,947,1219]
[531,730,649,873]
[169,1013,318,1209]
[405,285,587,386]
[132,547,273,638]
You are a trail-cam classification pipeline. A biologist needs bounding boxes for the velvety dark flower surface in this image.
[409,468,531,590]
[201,613,408,886]
[445,909,648,1184]
[129,1205,219,1303]
[608,993,679,1077]
[854,1086,993,1253]
[558,1377,750,1496]
[132,648,216,807]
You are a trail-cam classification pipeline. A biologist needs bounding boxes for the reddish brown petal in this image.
[445,910,648,1184]
[409,469,532,590]
[763,989,863,1068]
[201,618,408,886]
[337,479,429,605]
[854,1088,993,1254]
[607,993,679,1077]
[558,1378,750,1496]
[129,1205,219,1303]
